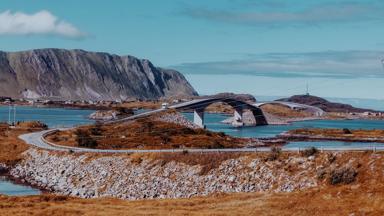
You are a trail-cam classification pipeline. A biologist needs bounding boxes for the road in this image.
[19,129,384,153]
[16,99,383,153]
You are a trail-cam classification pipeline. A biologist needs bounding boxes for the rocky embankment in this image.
[10,149,321,200]
[156,112,199,129]
[89,110,120,121]
[89,108,134,121]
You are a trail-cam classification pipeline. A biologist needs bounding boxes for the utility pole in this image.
[8,104,11,125]
[13,104,16,126]
[381,59,384,71]
[8,104,16,126]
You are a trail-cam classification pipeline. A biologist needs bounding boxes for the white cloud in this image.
[0,10,86,39]
[175,51,384,78]
[183,1,384,27]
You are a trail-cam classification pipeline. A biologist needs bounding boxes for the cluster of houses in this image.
[346,111,384,118]
[0,97,123,106]
[0,96,190,108]
[361,111,384,117]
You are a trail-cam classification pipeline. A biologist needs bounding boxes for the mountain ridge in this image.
[0,48,198,100]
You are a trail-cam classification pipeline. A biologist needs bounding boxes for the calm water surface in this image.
[0,106,95,128]
[0,105,95,195]
[183,112,384,138]
[0,176,41,196]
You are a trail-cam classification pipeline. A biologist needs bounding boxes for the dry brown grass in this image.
[290,128,384,139]
[204,102,234,113]
[0,123,45,166]
[1,183,384,216]
[46,116,248,150]
[261,104,312,118]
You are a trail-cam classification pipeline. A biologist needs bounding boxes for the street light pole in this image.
[8,104,11,125]
[13,105,16,126]
[7,104,16,126]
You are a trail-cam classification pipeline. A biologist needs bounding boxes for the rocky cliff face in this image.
[0,49,198,100]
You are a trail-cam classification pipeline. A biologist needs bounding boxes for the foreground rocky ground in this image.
[9,148,381,201]
[9,149,315,199]
[1,121,384,215]
[2,150,384,215]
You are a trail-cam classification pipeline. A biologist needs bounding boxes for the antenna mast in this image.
[381,59,384,71]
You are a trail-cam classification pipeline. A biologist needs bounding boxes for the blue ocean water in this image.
[0,105,95,196]
[0,106,95,128]
[182,112,384,138]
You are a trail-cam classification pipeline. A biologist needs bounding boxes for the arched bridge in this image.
[170,97,268,128]
[254,101,325,117]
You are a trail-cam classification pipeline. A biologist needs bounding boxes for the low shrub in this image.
[208,141,225,149]
[327,153,337,164]
[160,133,171,144]
[316,168,327,180]
[301,147,318,157]
[343,128,352,134]
[51,135,61,142]
[74,129,98,148]
[114,107,134,115]
[90,122,103,136]
[267,146,282,161]
[329,167,358,185]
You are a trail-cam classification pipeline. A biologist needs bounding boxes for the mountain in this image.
[0,49,198,100]
[277,94,375,113]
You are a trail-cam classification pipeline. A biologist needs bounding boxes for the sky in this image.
[1,0,384,100]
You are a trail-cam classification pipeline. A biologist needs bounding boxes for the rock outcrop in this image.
[156,112,199,129]
[11,149,319,200]
[0,49,198,100]
[278,95,374,113]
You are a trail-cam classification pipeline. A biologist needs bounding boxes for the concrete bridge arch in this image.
[254,101,325,117]
[170,97,268,128]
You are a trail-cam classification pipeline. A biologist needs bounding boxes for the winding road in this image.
[17,99,384,153]
[19,129,384,153]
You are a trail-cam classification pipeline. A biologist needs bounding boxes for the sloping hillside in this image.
[278,95,374,113]
[0,49,198,100]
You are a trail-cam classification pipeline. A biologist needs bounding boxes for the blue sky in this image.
[1,0,384,100]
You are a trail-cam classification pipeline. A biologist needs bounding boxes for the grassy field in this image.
[288,128,384,140]
[260,104,312,118]
[0,122,46,165]
[1,183,383,216]
[46,115,249,150]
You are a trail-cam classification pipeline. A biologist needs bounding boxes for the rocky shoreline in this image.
[9,149,320,200]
